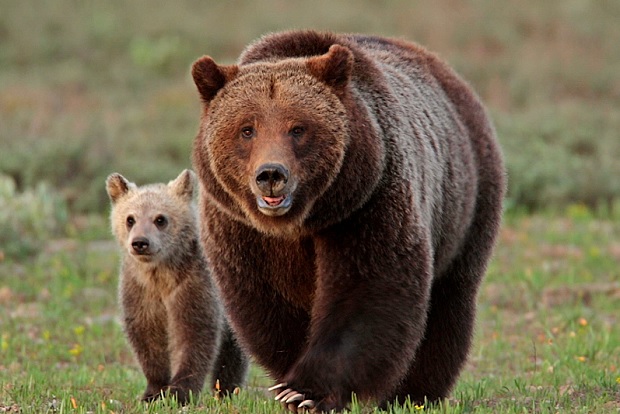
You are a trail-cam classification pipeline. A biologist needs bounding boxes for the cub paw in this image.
[141,384,192,405]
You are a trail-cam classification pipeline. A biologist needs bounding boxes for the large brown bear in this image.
[191,30,505,412]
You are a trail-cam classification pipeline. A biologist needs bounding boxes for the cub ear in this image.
[306,44,354,91]
[169,169,196,201]
[106,173,135,204]
[191,56,239,103]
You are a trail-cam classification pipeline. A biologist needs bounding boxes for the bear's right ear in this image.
[105,173,134,204]
[168,169,196,202]
[191,56,239,103]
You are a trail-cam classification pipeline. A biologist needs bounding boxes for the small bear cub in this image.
[105,169,247,404]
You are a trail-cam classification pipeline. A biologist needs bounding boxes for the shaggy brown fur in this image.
[191,30,505,412]
[105,170,248,404]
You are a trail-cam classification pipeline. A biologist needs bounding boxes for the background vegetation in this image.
[2,0,620,217]
[1,0,619,412]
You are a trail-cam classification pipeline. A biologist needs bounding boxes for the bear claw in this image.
[275,388,294,401]
[270,382,315,412]
[298,399,316,410]
[280,390,299,402]
[285,393,304,403]
[268,382,288,391]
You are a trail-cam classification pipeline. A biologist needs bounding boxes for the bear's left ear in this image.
[191,56,239,103]
[307,44,354,92]
[169,169,196,201]
[106,173,135,204]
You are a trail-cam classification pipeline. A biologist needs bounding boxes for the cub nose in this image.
[131,237,150,254]
[255,163,289,195]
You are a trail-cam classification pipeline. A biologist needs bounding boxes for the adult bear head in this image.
[191,44,383,237]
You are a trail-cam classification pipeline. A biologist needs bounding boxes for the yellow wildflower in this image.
[69,343,83,357]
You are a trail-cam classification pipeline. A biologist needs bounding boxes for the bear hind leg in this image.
[211,322,249,395]
[386,209,501,407]
[386,269,478,407]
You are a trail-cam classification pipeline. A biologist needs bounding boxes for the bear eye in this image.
[154,215,168,229]
[289,125,305,139]
[126,216,135,229]
[240,126,255,139]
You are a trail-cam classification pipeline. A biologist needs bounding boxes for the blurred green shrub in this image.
[0,175,69,259]
[497,105,620,214]
[130,35,189,75]
[1,0,618,217]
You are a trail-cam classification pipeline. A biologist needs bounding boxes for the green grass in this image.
[1,213,619,413]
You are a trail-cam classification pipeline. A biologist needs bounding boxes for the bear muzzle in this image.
[253,163,295,216]
[131,237,150,254]
[129,236,159,261]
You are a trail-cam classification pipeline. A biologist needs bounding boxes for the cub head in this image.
[191,45,354,236]
[105,169,197,264]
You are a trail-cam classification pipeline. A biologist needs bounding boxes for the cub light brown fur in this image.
[191,30,506,412]
[105,169,248,404]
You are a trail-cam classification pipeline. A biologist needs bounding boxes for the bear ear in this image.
[306,44,354,91]
[106,173,134,204]
[169,169,196,201]
[191,56,239,103]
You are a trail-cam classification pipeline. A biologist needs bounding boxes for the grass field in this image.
[1,213,619,413]
[1,0,619,412]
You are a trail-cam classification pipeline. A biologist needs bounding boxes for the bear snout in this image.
[131,237,150,255]
[255,163,289,195]
[252,163,296,216]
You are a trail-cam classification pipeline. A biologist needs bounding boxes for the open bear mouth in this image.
[256,194,292,215]
[263,195,286,206]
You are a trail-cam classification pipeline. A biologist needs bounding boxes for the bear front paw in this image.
[269,382,316,412]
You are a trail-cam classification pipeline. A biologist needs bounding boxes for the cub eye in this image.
[154,215,168,228]
[240,126,255,139]
[289,125,305,138]
[126,216,135,229]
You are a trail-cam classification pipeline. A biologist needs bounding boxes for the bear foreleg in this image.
[120,276,172,402]
[278,216,434,412]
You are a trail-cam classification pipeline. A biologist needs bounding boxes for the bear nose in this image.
[255,163,289,195]
[131,237,150,254]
